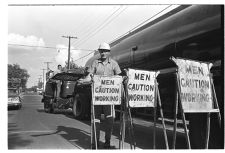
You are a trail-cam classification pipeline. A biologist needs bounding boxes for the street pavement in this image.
[8,93,187,149]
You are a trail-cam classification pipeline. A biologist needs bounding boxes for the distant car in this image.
[8,88,22,109]
[37,89,43,95]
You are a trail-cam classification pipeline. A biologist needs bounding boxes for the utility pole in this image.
[38,75,42,84]
[44,62,52,71]
[62,36,78,70]
[41,68,46,91]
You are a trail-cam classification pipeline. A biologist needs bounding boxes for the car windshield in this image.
[8,89,18,96]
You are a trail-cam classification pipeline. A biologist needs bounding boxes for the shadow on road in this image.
[36,108,45,113]
[111,120,187,149]
[64,113,91,125]
[35,107,188,149]
[31,125,91,149]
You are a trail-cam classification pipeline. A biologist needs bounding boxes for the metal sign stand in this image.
[205,73,221,148]
[155,81,169,149]
[91,82,98,150]
[176,72,191,149]
[119,79,169,149]
[172,72,221,149]
[91,75,123,149]
[119,84,136,149]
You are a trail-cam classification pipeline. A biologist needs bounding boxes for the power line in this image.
[72,6,123,47]
[74,50,96,62]
[73,6,117,39]
[72,6,118,47]
[109,5,173,44]
[75,5,172,63]
[8,42,95,66]
[129,5,173,33]
[8,43,94,52]
[74,6,128,48]
[75,6,127,47]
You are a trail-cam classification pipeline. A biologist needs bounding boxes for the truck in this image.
[41,68,91,119]
[83,5,223,148]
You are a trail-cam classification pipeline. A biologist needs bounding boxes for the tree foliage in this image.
[8,64,30,88]
[64,58,84,70]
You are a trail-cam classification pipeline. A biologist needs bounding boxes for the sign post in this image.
[123,68,168,149]
[172,82,179,149]
[171,57,221,149]
[91,75,122,149]
[119,79,136,149]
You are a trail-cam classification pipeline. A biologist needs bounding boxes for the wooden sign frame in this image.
[119,68,169,149]
[91,75,123,149]
[171,57,221,149]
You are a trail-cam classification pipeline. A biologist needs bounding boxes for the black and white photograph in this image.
[4,0,224,150]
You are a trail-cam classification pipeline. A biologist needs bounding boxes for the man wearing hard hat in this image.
[83,42,121,149]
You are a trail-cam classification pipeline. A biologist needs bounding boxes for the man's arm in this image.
[77,72,92,84]
[77,63,95,84]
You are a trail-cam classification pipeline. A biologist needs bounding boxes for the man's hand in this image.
[77,73,92,85]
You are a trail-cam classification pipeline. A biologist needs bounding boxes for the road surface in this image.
[8,93,187,149]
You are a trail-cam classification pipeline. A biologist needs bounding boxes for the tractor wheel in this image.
[73,93,90,120]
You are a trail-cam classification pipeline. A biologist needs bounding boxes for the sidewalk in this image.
[96,117,187,149]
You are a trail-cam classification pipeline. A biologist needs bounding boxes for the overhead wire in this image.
[72,6,118,45]
[9,5,175,65]
[128,5,173,33]
[74,50,96,62]
[8,43,94,52]
[109,5,173,44]
[74,5,128,48]
[74,5,174,62]
[72,5,122,47]
[71,9,97,34]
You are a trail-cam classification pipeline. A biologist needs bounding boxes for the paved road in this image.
[8,93,187,149]
[8,94,90,149]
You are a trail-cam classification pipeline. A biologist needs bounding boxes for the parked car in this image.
[8,88,22,109]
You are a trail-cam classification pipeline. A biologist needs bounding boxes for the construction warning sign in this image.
[92,75,122,105]
[172,57,214,112]
[127,69,158,107]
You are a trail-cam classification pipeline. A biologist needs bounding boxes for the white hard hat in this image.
[98,42,110,51]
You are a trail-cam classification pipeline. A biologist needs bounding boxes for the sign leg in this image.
[156,86,169,149]
[128,108,136,149]
[122,111,126,149]
[205,113,211,149]
[153,107,157,149]
[172,91,178,149]
[211,77,221,126]
[119,108,123,149]
[91,102,97,149]
[127,110,133,149]
[179,102,191,149]
[176,72,191,149]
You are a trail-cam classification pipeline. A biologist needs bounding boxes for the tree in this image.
[64,58,84,70]
[8,64,30,89]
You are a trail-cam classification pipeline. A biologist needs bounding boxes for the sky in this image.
[8,3,180,88]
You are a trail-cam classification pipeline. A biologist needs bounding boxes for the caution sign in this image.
[127,69,158,107]
[93,75,122,105]
[172,57,213,112]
